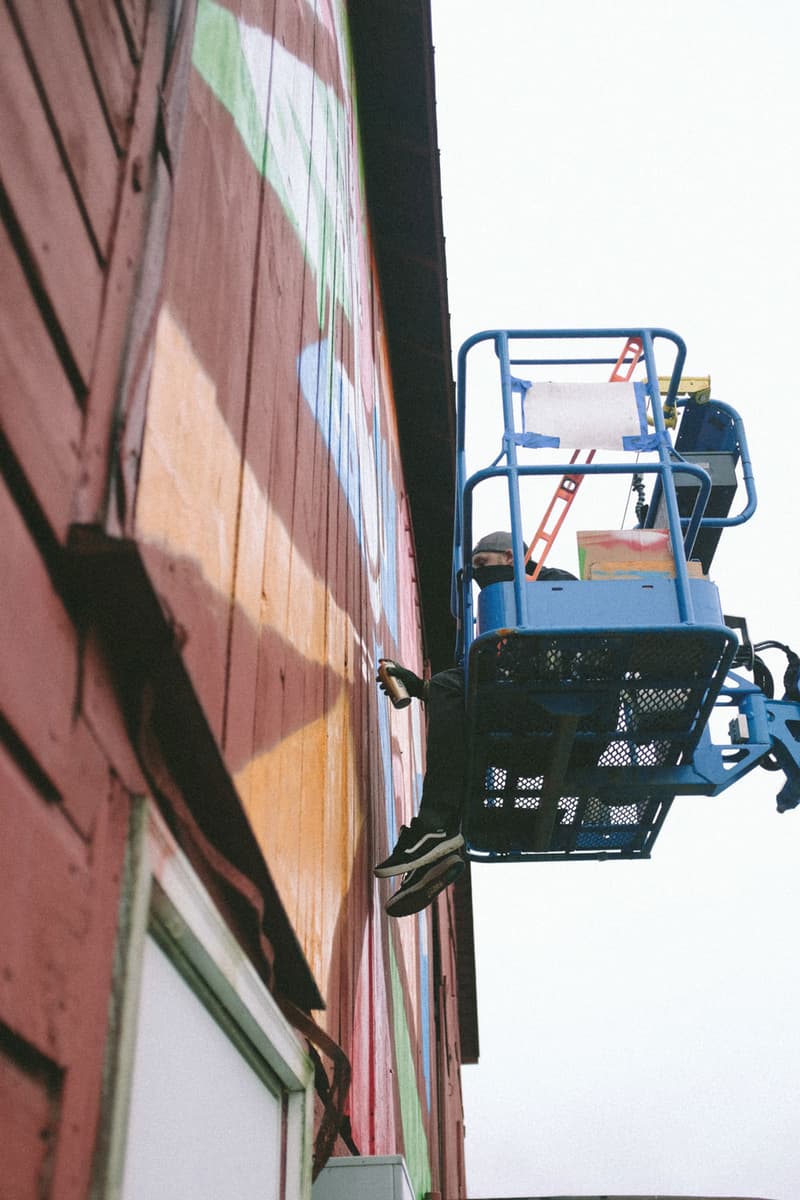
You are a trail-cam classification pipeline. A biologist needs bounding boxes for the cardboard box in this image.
[577,529,704,580]
[588,558,705,580]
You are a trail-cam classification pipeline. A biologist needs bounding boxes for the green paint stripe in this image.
[389,937,433,1200]
[192,0,267,173]
[192,0,353,324]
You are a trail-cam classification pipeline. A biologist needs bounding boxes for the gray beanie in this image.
[473,531,528,555]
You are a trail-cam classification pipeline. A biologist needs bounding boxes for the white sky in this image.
[429,2,800,1197]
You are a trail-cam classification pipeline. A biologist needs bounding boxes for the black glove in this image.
[784,650,800,702]
[377,661,428,701]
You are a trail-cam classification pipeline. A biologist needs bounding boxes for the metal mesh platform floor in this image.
[464,625,737,860]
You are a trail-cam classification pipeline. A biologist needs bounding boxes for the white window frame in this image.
[96,798,314,1200]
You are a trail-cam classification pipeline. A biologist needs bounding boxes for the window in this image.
[101,802,313,1200]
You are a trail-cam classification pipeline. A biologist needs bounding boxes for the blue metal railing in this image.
[452,327,755,664]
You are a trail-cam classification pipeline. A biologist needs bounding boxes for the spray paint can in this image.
[377,659,411,708]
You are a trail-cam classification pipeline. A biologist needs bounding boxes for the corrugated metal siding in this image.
[0,0,468,1195]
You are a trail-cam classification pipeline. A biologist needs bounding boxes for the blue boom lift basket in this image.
[454,328,799,861]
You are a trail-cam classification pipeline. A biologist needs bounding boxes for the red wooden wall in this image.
[0,1,470,1196]
[1,3,149,1197]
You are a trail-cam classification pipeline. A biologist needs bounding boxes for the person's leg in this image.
[416,666,466,832]
[374,666,466,877]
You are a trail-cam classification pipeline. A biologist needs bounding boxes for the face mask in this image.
[473,563,515,589]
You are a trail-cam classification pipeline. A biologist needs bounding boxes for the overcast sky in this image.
[429,3,800,1197]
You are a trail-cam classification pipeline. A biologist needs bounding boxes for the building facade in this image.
[0,1,475,1197]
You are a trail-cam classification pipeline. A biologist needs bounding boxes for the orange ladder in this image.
[524,336,644,578]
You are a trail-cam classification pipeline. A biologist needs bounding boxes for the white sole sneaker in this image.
[385,852,466,918]
[374,830,464,878]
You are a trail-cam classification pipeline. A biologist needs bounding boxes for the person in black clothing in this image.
[375,531,576,916]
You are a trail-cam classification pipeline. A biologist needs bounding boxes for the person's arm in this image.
[377,661,429,701]
[527,563,577,582]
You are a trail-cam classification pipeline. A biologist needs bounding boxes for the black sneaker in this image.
[385,852,466,919]
[374,817,464,878]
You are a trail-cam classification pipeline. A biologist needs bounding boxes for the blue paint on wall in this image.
[375,639,398,849]
[298,339,363,546]
[418,912,432,1112]
[297,338,400,645]
[373,403,399,643]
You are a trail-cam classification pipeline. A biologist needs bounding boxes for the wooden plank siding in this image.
[0,0,146,534]
[0,1,104,390]
[0,473,135,1200]
[71,0,141,153]
[0,1,470,1197]
[129,3,469,1193]
[0,222,80,540]
[1,6,169,1198]
[8,0,120,260]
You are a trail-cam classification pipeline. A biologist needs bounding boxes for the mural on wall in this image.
[131,0,445,1191]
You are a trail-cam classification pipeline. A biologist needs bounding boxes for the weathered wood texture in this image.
[0,0,468,1196]
[129,2,468,1193]
[0,481,134,1200]
[0,0,147,533]
[0,4,151,1197]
